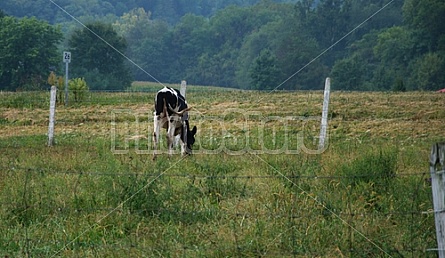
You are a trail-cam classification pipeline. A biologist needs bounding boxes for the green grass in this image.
[0,87,443,257]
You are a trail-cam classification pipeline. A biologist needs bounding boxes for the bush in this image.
[68,77,89,102]
[48,71,66,103]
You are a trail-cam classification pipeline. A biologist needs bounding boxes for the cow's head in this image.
[183,121,197,154]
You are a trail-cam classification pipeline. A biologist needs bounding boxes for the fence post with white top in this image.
[48,86,57,146]
[318,77,331,150]
[175,80,188,149]
[180,80,187,98]
[429,142,445,258]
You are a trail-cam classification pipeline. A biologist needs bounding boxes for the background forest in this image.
[0,0,444,91]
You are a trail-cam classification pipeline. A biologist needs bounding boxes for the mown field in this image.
[0,82,444,257]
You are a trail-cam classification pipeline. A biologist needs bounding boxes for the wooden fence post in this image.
[429,142,445,258]
[48,86,57,146]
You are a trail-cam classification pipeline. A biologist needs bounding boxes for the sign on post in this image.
[63,51,71,106]
[63,51,71,63]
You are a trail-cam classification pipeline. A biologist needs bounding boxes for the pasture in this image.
[0,83,444,257]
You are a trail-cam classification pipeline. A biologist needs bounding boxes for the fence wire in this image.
[1,165,435,256]
[1,89,441,257]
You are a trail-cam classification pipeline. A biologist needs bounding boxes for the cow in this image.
[153,86,197,160]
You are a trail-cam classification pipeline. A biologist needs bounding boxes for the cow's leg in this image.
[167,118,176,157]
[152,114,160,160]
[180,123,188,156]
[174,135,180,148]
[180,141,187,156]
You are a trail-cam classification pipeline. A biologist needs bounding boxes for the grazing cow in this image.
[153,86,197,159]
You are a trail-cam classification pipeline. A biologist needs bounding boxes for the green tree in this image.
[0,0,56,22]
[0,16,62,90]
[410,53,445,91]
[296,0,353,67]
[250,49,281,90]
[331,54,367,91]
[372,26,413,90]
[113,8,152,42]
[113,8,169,81]
[235,2,296,89]
[68,22,132,90]
[198,5,259,87]
[332,31,379,90]
[403,0,445,52]
[202,2,295,88]
[135,21,172,82]
[168,14,210,83]
[401,0,445,90]
[236,24,275,89]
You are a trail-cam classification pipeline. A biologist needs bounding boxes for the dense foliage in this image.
[0,16,62,90]
[68,22,132,90]
[0,0,297,24]
[0,0,444,91]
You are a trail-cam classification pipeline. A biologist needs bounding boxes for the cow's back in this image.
[154,87,187,116]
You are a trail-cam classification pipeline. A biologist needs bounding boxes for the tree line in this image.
[0,0,444,91]
[0,0,296,25]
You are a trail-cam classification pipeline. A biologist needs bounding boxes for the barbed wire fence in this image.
[0,89,441,256]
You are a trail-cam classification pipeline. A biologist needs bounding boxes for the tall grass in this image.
[0,88,442,257]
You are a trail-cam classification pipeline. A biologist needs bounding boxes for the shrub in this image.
[68,77,89,102]
[56,76,65,103]
[47,71,66,103]
[47,71,57,86]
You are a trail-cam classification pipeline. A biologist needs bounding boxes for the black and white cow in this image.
[153,86,197,159]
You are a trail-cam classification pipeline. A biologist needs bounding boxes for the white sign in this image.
[63,51,71,63]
